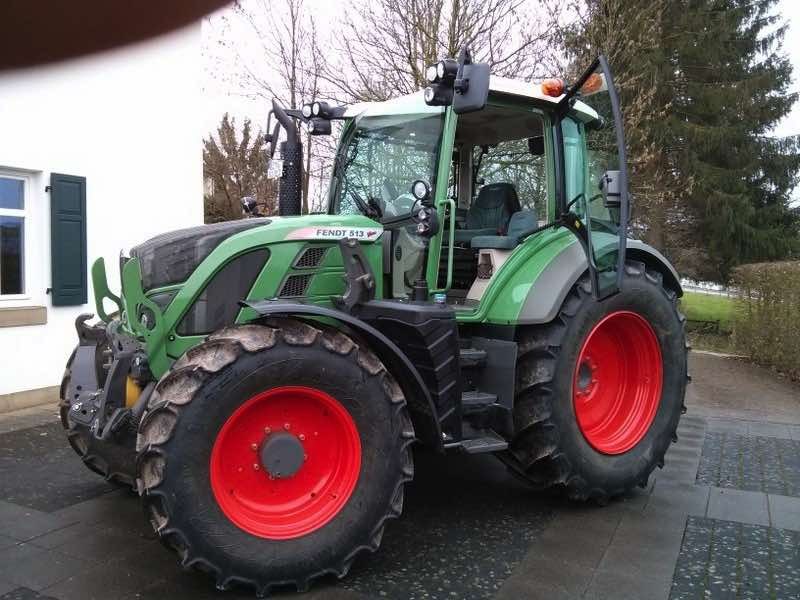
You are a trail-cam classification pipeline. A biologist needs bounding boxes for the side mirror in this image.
[599,170,622,208]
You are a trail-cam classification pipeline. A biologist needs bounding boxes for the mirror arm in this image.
[558,56,601,113]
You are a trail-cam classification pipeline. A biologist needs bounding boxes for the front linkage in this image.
[59,313,153,487]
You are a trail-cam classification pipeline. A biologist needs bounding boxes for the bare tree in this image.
[323,0,564,102]
[214,0,329,214]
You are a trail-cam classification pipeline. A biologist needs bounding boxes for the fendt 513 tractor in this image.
[60,51,687,594]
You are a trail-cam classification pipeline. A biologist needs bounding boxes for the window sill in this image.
[0,305,47,327]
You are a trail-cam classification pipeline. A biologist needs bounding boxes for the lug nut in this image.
[299,434,306,441]
[253,464,260,471]
[264,426,271,434]
[251,443,257,451]
[284,423,291,430]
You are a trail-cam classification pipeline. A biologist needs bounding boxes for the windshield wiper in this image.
[349,188,381,219]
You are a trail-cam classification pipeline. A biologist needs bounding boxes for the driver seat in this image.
[454,183,521,243]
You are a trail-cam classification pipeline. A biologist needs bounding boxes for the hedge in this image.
[731,261,800,380]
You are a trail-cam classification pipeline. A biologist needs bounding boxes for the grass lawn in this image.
[679,291,737,333]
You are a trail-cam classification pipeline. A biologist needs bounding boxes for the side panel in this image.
[455,228,576,325]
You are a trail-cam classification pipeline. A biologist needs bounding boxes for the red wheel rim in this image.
[210,386,361,539]
[573,311,663,455]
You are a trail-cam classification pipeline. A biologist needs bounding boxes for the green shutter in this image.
[50,173,87,306]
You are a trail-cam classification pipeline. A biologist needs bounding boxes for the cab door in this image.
[558,56,629,299]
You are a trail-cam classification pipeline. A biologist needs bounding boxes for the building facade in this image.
[0,24,203,406]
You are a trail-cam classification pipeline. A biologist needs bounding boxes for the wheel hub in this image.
[259,431,304,479]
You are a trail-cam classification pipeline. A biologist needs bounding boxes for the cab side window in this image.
[475,137,547,223]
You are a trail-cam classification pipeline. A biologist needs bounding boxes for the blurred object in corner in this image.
[0,0,232,70]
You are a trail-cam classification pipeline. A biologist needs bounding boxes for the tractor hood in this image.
[129,214,383,292]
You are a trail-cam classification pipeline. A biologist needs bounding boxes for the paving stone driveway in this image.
[0,352,798,600]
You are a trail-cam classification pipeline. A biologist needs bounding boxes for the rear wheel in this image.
[501,261,688,501]
[136,320,414,595]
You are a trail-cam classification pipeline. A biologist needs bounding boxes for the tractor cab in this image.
[320,55,629,308]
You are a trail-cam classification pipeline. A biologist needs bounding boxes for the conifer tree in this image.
[565,0,800,281]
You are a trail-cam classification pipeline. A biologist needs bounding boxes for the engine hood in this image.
[129,215,383,291]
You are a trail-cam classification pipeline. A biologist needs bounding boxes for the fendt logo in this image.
[286,226,383,241]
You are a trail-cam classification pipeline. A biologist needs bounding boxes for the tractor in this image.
[60,50,688,595]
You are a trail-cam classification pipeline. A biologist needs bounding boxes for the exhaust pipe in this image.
[271,99,303,216]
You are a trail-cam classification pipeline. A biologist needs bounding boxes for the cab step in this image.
[459,347,487,368]
[461,390,498,414]
[445,428,508,454]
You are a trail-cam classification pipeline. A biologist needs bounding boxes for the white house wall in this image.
[0,24,203,396]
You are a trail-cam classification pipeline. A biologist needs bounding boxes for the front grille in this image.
[294,246,327,269]
[278,274,313,297]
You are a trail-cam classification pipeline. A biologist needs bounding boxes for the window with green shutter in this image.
[50,173,87,306]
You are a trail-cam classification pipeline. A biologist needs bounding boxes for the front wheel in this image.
[135,320,414,595]
[502,261,688,502]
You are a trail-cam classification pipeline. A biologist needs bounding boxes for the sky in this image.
[201,0,800,204]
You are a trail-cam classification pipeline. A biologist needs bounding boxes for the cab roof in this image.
[342,76,599,123]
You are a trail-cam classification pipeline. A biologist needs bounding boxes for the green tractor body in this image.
[61,53,687,594]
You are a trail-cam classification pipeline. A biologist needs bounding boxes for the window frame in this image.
[0,171,31,302]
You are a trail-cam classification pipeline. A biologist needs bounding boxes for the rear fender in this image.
[518,238,682,325]
[243,300,444,450]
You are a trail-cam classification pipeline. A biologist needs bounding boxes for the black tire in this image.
[59,347,133,488]
[135,319,414,595]
[501,261,688,502]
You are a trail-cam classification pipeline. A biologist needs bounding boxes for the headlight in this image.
[426,65,439,83]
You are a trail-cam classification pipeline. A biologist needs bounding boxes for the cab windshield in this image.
[331,112,445,219]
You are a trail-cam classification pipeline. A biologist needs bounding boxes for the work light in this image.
[436,59,458,82]
[411,179,430,201]
[310,101,333,119]
[424,85,453,106]
[308,117,331,136]
[426,65,439,83]
[301,103,313,118]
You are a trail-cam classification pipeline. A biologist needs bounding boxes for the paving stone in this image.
[0,501,78,542]
[586,567,672,600]
[42,555,171,600]
[670,516,800,599]
[0,542,87,591]
[0,422,116,512]
[747,421,793,440]
[598,513,685,584]
[705,419,748,435]
[0,582,17,597]
[696,431,800,497]
[646,482,710,517]
[0,587,60,600]
[768,494,800,532]
[788,424,800,442]
[495,555,591,600]
[706,487,770,526]
[0,404,59,435]
[49,489,145,532]
[533,518,616,569]
[0,536,19,552]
